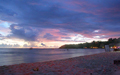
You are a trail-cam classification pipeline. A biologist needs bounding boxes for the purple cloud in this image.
[43,33,58,40]
[0,0,120,42]
[8,24,39,41]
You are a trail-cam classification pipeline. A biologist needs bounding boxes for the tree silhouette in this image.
[59,37,120,49]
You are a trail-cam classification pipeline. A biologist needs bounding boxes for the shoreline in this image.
[0,51,120,75]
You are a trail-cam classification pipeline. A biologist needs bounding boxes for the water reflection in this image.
[0,48,106,66]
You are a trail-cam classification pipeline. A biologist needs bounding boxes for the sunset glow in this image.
[0,0,120,48]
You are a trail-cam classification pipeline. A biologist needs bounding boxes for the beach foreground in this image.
[0,51,120,75]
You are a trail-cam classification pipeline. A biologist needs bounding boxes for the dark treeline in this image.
[59,37,120,49]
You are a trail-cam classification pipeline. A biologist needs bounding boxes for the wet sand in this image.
[0,51,120,75]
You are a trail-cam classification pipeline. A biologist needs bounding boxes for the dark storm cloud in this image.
[0,0,120,41]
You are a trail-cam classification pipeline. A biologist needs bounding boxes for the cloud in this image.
[0,43,20,48]
[62,37,71,39]
[23,44,29,47]
[41,43,46,46]
[0,34,5,40]
[43,33,58,40]
[0,0,120,43]
[13,44,20,47]
[8,24,39,41]
[0,44,12,48]
[23,42,38,47]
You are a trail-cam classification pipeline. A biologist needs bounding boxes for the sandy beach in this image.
[0,51,120,75]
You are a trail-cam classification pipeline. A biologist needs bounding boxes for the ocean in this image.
[0,48,112,66]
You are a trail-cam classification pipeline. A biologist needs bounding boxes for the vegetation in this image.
[59,37,120,49]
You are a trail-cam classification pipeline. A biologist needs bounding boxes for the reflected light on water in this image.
[0,48,105,66]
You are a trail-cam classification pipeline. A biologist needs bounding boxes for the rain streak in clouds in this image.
[0,0,120,48]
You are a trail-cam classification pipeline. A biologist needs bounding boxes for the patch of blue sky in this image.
[0,21,12,28]
[0,31,9,36]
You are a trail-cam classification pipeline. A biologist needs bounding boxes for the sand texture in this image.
[1,51,120,75]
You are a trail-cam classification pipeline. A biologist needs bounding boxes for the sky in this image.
[0,0,120,48]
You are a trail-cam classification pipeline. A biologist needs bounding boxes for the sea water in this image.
[0,48,112,66]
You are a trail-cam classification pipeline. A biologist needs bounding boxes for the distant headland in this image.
[59,37,120,49]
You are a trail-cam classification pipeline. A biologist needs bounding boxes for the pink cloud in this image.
[54,0,120,16]
[68,1,97,8]
[0,27,11,35]
[37,28,68,42]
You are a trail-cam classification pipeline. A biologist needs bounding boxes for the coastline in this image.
[0,51,120,75]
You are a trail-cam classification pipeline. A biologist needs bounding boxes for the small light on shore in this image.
[93,47,98,49]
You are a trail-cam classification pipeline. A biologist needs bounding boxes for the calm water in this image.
[0,48,111,66]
